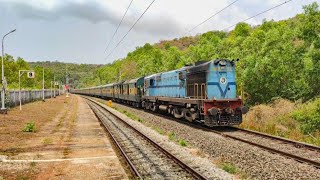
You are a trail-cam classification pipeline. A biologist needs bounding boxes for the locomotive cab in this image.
[186,59,247,126]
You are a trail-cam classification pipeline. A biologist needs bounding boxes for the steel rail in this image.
[231,127,320,152]
[87,101,142,179]
[209,128,320,169]
[85,96,207,180]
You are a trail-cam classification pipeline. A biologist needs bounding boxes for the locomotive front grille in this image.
[204,114,242,126]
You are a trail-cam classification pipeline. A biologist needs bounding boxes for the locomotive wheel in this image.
[150,103,157,112]
[173,108,184,119]
[183,109,193,122]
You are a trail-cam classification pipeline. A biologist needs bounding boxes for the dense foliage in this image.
[94,2,320,106]
[29,61,102,88]
[291,98,320,135]
[0,56,101,90]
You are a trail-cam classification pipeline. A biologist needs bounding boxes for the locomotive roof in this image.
[187,59,234,73]
[113,81,125,85]
[144,66,190,79]
[123,77,144,84]
[100,83,114,87]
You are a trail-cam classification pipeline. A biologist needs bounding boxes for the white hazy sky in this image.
[0,0,319,64]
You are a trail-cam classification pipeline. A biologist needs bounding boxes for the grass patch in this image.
[153,127,165,135]
[220,162,238,174]
[178,139,187,147]
[42,138,53,145]
[168,132,177,141]
[115,106,145,123]
[168,132,187,146]
[22,122,36,132]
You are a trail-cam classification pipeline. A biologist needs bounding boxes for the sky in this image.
[0,0,319,64]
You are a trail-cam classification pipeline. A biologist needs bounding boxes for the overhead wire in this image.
[183,0,240,36]
[222,0,294,31]
[105,0,293,61]
[104,0,134,53]
[106,0,156,60]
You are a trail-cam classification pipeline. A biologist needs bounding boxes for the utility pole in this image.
[50,81,53,98]
[59,82,61,96]
[53,75,56,98]
[66,64,69,97]
[19,70,35,111]
[1,29,16,114]
[42,68,45,101]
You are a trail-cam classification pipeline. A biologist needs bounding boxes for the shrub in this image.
[23,122,36,132]
[291,98,320,134]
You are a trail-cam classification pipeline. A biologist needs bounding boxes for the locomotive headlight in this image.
[220,77,227,84]
[208,108,218,116]
[219,60,227,66]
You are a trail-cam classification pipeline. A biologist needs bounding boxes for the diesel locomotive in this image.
[71,59,247,126]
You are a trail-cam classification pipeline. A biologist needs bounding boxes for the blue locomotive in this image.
[71,59,247,126]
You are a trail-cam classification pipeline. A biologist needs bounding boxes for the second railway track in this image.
[214,127,320,168]
[85,97,207,179]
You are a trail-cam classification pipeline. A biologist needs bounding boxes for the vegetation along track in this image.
[85,97,207,179]
[214,127,320,169]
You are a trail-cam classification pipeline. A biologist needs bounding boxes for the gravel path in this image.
[111,102,320,179]
[91,98,233,180]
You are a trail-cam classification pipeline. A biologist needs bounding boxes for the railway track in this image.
[213,127,320,168]
[84,97,207,179]
[102,99,320,169]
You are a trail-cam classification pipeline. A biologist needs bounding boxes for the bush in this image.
[291,98,320,134]
[23,122,36,132]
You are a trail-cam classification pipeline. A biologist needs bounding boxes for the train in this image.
[71,59,248,127]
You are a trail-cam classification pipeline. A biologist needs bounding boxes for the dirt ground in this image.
[0,95,128,179]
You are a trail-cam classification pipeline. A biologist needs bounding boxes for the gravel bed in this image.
[223,130,320,163]
[91,98,233,180]
[111,102,320,180]
[88,101,197,179]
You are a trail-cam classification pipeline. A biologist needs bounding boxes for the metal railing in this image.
[0,89,61,108]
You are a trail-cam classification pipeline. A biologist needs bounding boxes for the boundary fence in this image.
[0,90,61,108]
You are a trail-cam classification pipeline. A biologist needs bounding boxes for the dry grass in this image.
[0,96,69,150]
[241,99,320,146]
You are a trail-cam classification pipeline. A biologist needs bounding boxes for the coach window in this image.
[150,79,154,86]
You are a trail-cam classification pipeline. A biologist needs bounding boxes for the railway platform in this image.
[0,95,128,179]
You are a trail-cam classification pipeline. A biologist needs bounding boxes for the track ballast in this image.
[85,97,207,179]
